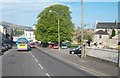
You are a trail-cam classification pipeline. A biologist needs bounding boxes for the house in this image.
[24,29,36,42]
[94,21,119,48]
[0,25,13,43]
[0,25,7,35]
[0,25,6,43]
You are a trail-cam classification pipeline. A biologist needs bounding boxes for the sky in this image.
[0,0,119,29]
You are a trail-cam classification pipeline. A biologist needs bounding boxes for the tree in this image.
[13,30,24,36]
[111,29,116,37]
[76,27,81,38]
[34,4,74,42]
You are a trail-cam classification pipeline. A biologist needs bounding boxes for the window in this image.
[99,35,102,38]
[26,33,27,36]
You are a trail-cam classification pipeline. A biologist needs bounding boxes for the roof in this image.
[25,29,34,31]
[96,22,119,29]
[16,37,28,43]
[0,25,9,28]
[95,30,109,35]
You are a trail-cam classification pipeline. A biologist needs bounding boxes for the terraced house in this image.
[94,21,119,48]
[0,24,13,44]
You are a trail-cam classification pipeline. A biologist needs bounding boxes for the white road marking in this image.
[32,55,35,58]
[30,52,35,58]
[30,52,51,77]
[39,64,43,69]
[35,58,38,62]
[30,52,44,69]
[46,73,50,77]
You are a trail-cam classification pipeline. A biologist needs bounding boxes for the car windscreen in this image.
[62,44,66,46]
[18,42,26,44]
[76,46,81,49]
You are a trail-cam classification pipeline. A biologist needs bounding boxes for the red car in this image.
[49,43,53,48]
[53,44,59,49]
[29,43,36,48]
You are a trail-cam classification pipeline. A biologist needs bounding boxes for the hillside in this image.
[0,21,32,30]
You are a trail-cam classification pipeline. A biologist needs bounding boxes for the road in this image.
[2,47,94,77]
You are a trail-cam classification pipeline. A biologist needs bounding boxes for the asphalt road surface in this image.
[2,48,95,77]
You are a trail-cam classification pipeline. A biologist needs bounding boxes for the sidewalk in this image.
[36,46,118,76]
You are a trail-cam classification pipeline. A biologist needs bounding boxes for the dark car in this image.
[118,41,120,45]
[41,42,49,47]
[0,46,6,55]
[6,43,12,49]
[3,44,9,51]
[69,46,82,54]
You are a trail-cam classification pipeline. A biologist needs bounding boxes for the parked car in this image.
[49,43,53,48]
[0,46,6,55]
[41,42,49,47]
[29,43,36,48]
[3,44,9,51]
[53,44,59,49]
[69,46,82,54]
[34,42,40,46]
[5,43,12,49]
[61,44,68,49]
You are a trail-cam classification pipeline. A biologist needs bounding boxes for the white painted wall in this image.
[24,30,36,42]
[0,25,3,33]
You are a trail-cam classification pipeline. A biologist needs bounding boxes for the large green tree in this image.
[34,4,74,42]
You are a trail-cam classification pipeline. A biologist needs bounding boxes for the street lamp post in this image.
[49,10,60,51]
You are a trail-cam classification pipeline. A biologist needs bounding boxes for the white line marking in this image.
[30,52,35,58]
[39,64,43,69]
[32,55,35,58]
[30,52,44,70]
[35,59,38,62]
[46,73,50,77]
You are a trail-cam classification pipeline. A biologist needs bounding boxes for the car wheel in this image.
[74,51,77,54]
[69,51,72,54]
[0,52,3,55]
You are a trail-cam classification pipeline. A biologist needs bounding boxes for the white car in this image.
[61,44,68,49]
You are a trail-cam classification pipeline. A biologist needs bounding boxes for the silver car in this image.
[61,44,68,49]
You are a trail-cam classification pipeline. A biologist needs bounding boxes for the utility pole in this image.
[81,0,85,58]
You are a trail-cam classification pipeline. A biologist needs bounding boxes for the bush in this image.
[111,29,116,37]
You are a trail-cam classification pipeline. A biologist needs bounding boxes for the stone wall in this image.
[87,48,118,63]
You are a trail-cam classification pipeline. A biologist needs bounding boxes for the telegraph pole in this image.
[81,0,86,58]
